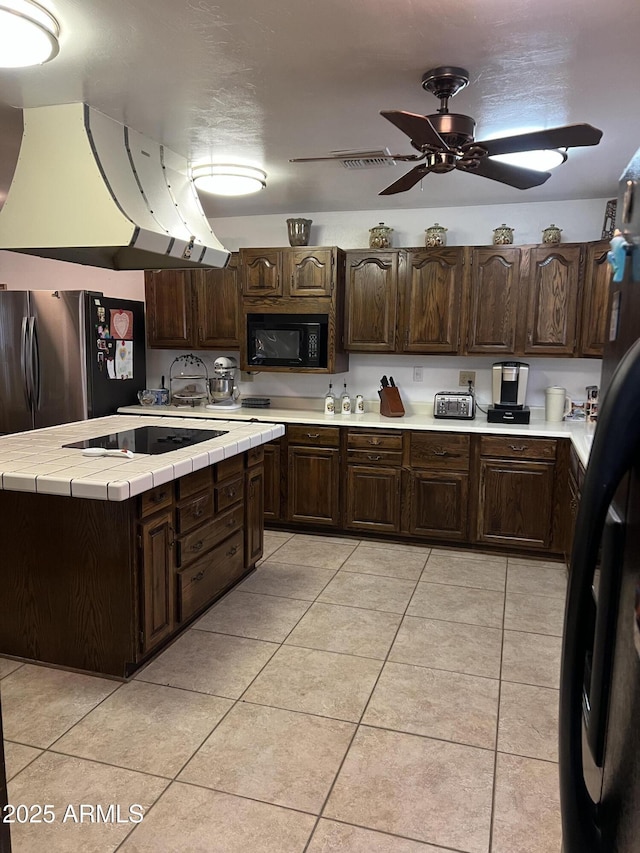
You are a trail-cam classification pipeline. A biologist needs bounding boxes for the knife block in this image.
[379,386,405,418]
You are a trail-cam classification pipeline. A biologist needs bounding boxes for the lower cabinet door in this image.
[410,470,469,540]
[139,508,175,655]
[287,446,340,526]
[245,465,265,567]
[477,459,555,548]
[345,465,401,533]
[263,441,282,521]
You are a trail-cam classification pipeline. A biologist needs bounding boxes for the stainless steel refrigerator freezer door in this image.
[29,290,88,428]
[0,290,32,434]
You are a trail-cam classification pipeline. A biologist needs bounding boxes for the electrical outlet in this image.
[459,370,476,387]
[413,366,424,382]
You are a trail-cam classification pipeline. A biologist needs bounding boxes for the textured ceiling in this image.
[0,0,639,218]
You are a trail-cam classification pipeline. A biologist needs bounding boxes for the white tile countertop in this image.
[0,415,284,501]
[118,397,597,469]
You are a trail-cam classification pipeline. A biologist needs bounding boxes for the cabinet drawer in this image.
[347,431,403,451]
[246,446,264,467]
[410,433,470,470]
[347,449,403,466]
[177,529,244,622]
[480,436,557,461]
[287,425,341,446]
[215,475,244,511]
[177,504,244,567]
[176,490,214,534]
[140,484,173,517]
[214,454,244,482]
[175,467,212,500]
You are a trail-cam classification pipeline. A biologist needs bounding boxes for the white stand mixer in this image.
[205,356,242,410]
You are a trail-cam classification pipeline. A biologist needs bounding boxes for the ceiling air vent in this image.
[334,149,396,169]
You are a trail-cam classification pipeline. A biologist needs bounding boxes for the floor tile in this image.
[284,602,401,659]
[0,664,118,748]
[238,562,337,600]
[352,540,432,555]
[506,564,568,599]
[421,555,506,591]
[194,590,311,642]
[53,681,232,777]
[504,592,565,636]
[407,582,504,628]
[266,534,358,569]
[0,657,22,679]
[135,629,278,698]
[318,572,417,614]
[324,726,494,853]
[501,630,562,688]
[307,820,448,851]
[508,555,566,571]
[243,645,382,722]
[7,751,168,853]
[492,752,561,853]
[342,544,428,580]
[363,661,499,749]
[262,530,295,560]
[429,548,507,567]
[179,702,354,813]
[3,741,42,781]
[390,616,503,679]
[498,681,559,762]
[120,781,315,852]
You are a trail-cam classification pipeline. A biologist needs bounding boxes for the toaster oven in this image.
[434,391,476,420]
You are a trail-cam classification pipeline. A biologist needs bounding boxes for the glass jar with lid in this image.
[493,224,515,245]
[425,223,447,247]
[369,222,393,249]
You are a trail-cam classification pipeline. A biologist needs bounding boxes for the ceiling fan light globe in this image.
[0,0,60,67]
[489,149,567,172]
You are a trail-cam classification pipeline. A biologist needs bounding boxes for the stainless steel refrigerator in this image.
[0,290,146,434]
[560,153,640,851]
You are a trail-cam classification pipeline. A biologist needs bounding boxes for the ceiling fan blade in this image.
[380,110,450,151]
[474,124,603,157]
[379,165,432,196]
[457,158,551,189]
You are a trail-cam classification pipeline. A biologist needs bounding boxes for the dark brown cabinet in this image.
[408,432,470,541]
[344,430,403,532]
[465,247,521,354]
[240,247,338,298]
[287,425,340,526]
[344,250,400,351]
[263,439,283,521]
[288,247,335,296]
[245,453,265,567]
[522,245,582,355]
[400,248,464,353]
[139,507,175,655]
[240,248,283,296]
[145,256,241,349]
[580,240,612,357]
[476,436,557,549]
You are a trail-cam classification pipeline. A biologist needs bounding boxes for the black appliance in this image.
[559,150,640,853]
[487,360,531,424]
[63,426,228,455]
[0,290,146,435]
[246,313,328,368]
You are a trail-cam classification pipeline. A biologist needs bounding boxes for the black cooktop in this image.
[63,426,229,455]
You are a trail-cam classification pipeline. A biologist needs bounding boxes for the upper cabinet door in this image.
[145,270,195,349]
[522,245,582,355]
[400,248,464,353]
[345,251,399,352]
[580,240,612,357]
[193,253,241,349]
[287,248,334,297]
[466,248,521,354]
[240,248,283,296]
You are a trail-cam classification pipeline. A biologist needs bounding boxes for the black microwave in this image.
[247,313,328,368]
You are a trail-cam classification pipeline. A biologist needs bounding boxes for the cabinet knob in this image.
[226,487,237,498]
[152,491,168,503]
[367,454,382,461]
[191,570,205,583]
[190,540,204,552]
[432,449,448,457]
[508,444,527,452]
[193,507,204,518]
[306,433,320,438]
[368,438,381,446]
[226,545,239,557]
[226,518,236,528]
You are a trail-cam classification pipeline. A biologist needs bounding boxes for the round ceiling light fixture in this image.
[0,0,60,68]
[192,164,267,196]
[489,148,568,172]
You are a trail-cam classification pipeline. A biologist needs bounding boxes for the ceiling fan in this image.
[290,66,603,195]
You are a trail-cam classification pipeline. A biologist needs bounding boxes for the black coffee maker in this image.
[487,361,531,423]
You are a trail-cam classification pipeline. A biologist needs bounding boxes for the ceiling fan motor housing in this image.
[428,113,476,149]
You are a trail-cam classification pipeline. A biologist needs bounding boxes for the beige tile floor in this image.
[0,531,566,853]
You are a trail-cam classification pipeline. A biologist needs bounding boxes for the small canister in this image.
[493,224,514,245]
[542,224,562,245]
[425,223,447,247]
[355,395,365,414]
[369,222,393,249]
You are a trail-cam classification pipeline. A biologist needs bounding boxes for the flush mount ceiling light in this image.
[0,0,60,68]
[192,164,267,196]
[489,148,568,172]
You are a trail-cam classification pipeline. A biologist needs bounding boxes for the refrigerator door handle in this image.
[29,316,41,411]
[20,316,32,410]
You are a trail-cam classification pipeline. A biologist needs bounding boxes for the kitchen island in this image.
[0,415,284,677]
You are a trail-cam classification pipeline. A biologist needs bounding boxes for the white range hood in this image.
[0,103,230,271]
